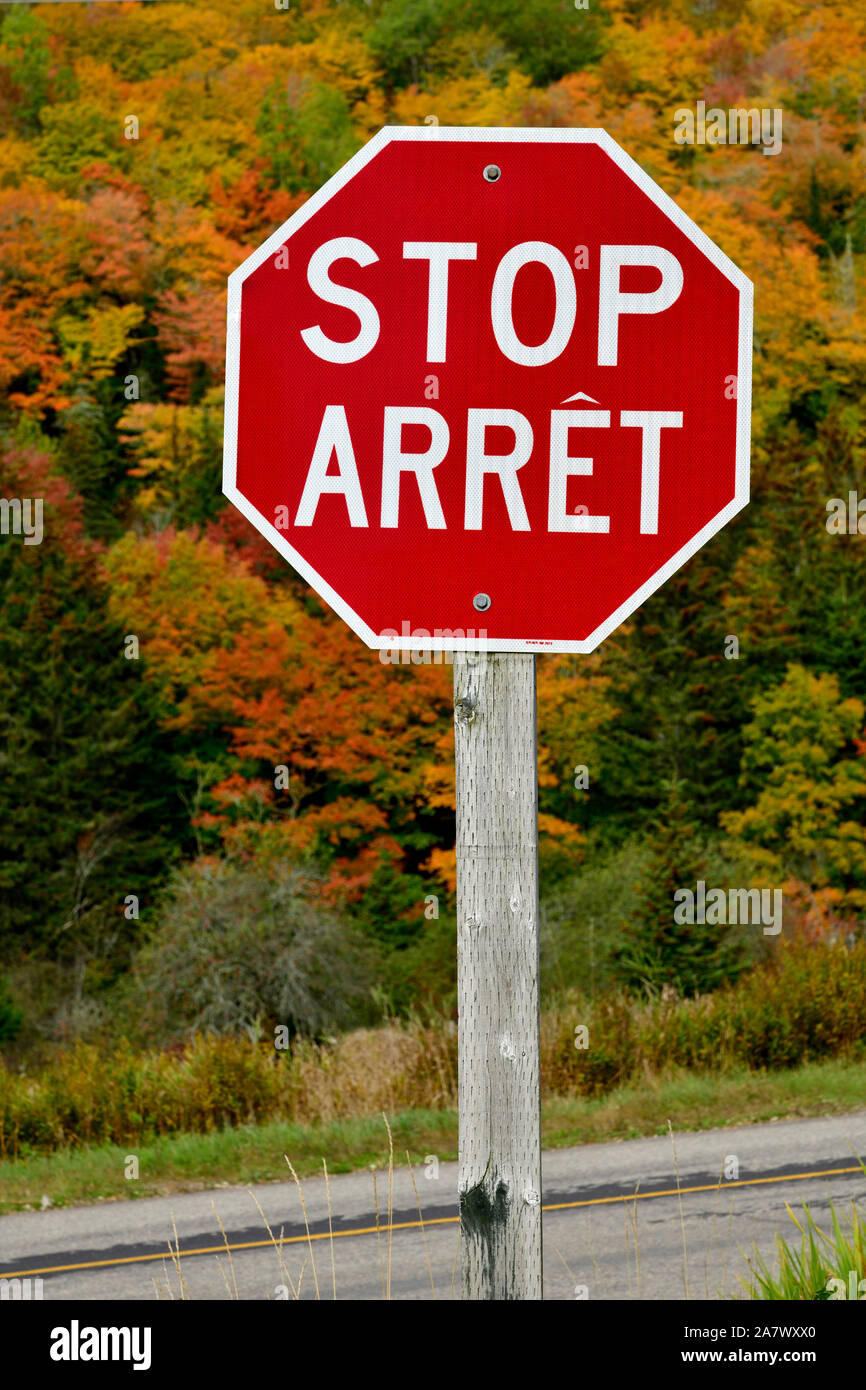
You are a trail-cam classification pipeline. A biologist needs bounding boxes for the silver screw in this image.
[524,1189,540,1207]
[483,164,501,182]
[473,593,491,611]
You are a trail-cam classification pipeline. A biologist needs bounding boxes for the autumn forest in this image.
[1,0,866,1079]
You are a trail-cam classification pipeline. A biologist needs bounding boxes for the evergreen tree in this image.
[594,547,752,842]
[0,445,184,986]
[612,783,745,997]
[0,972,22,1042]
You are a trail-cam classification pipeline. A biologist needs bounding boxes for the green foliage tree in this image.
[365,0,605,90]
[256,80,358,194]
[0,7,51,136]
[365,0,451,89]
[613,784,746,997]
[464,0,606,85]
[721,665,866,910]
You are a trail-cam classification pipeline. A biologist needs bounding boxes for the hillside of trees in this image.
[1,0,865,1057]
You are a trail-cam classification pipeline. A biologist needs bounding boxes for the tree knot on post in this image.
[460,1175,512,1289]
[455,692,477,726]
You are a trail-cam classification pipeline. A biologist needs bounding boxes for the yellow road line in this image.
[542,1164,863,1211]
[3,1164,862,1279]
[0,1215,458,1277]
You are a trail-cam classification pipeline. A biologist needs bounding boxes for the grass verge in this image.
[2,1056,865,1215]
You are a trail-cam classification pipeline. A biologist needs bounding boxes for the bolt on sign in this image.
[223,127,752,1300]
[223,127,751,654]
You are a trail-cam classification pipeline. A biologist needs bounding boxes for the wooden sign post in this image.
[454,650,543,1300]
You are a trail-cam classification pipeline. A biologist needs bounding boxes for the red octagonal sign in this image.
[223,128,752,653]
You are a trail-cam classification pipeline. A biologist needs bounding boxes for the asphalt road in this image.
[2,1111,864,1300]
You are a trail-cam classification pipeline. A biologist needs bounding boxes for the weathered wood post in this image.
[453,650,542,1300]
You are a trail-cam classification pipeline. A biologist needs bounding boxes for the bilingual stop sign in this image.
[223,128,752,653]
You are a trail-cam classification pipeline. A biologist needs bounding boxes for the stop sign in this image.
[223,127,751,654]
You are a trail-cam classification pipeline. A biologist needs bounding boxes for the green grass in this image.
[740,1184,866,1300]
[0,1109,459,1214]
[540,1056,866,1147]
[2,1056,865,1214]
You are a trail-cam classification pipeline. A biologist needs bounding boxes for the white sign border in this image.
[223,125,752,655]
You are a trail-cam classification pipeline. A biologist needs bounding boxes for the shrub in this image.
[123,856,375,1044]
[546,938,866,1095]
[0,1022,458,1158]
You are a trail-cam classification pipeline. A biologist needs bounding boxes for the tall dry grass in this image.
[0,1020,458,1159]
